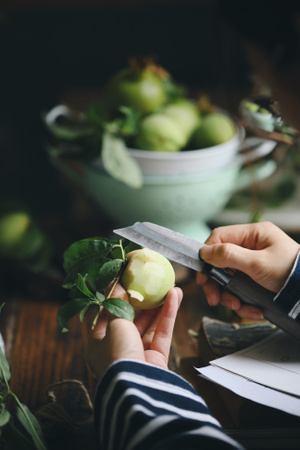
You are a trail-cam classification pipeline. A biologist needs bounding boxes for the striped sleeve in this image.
[94,359,244,450]
[274,250,300,322]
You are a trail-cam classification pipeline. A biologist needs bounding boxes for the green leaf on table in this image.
[63,237,114,288]
[0,347,10,384]
[101,131,143,188]
[15,403,47,450]
[0,407,10,427]
[102,298,135,321]
[96,259,123,291]
[1,418,35,450]
[57,298,94,332]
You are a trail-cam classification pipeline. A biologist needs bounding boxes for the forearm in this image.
[94,359,243,450]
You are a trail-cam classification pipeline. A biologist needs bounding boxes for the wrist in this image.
[274,250,300,320]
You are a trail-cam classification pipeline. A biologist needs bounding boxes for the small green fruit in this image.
[161,99,201,142]
[0,212,31,258]
[107,67,166,115]
[134,113,186,152]
[120,248,175,309]
[190,112,236,149]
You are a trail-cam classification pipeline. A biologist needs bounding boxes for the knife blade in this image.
[114,222,300,340]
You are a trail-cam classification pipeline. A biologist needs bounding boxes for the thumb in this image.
[200,243,258,276]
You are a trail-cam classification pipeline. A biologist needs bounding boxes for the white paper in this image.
[209,330,300,397]
[197,365,300,417]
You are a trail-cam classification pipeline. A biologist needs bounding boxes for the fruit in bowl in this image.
[190,112,236,149]
[134,99,202,152]
[44,57,240,187]
[106,57,167,115]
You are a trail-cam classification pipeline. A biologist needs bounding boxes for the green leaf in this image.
[57,298,94,331]
[0,302,5,314]
[124,240,142,254]
[0,348,10,384]
[0,407,10,427]
[79,303,92,323]
[69,273,95,300]
[1,418,35,450]
[96,291,105,302]
[110,106,141,137]
[101,131,143,188]
[84,100,109,127]
[102,298,135,321]
[86,260,109,291]
[15,403,47,450]
[63,237,114,288]
[96,259,123,291]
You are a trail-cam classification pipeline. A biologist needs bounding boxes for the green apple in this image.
[134,113,186,152]
[161,99,201,142]
[190,112,236,149]
[107,66,166,115]
[120,248,175,309]
[0,212,31,258]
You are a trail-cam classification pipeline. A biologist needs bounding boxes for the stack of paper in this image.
[196,329,300,416]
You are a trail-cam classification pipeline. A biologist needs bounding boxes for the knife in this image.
[114,222,300,340]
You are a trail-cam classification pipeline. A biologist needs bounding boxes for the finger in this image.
[218,291,264,320]
[219,290,243,311]
[148,287,183,358]
[204,223,264,247]
[135,307,161,337]
[200,241,261,276]
[200,278,222,306]
[234,304,264,320]
[196,272,209,286]
[88,308,108,341]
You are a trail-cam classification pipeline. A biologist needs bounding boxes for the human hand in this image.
[86,284,183,379]
[197,222,300,320]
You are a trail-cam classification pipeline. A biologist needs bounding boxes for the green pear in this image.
[134,113,186,152]
[161,99,201,142]
[190,112,236,149]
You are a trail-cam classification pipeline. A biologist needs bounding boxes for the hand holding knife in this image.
[114,221,300,340]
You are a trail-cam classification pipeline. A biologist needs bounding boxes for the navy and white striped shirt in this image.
[94,359,244,450]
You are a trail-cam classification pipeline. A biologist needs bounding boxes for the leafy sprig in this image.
[0,304,47,450]
[57,236,141,332]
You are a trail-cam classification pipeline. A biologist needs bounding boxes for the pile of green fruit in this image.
[44,57,236,187]
[106,57,236,152]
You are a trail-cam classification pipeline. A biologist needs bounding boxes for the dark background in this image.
[0,0,252,218]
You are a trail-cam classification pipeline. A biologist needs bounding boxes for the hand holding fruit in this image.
[58,236,176,331]
[86,284,183,379]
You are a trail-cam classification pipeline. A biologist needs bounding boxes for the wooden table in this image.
[1,210,300,450]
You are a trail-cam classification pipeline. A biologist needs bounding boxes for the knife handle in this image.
[226,270,300,340]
